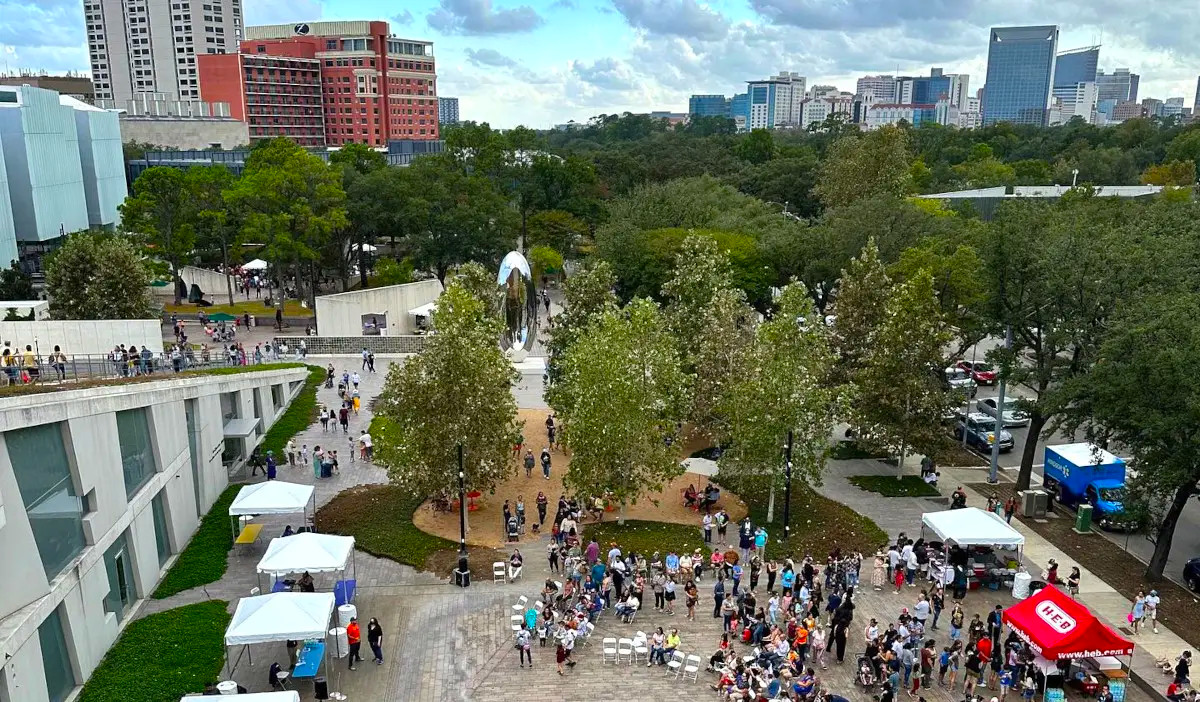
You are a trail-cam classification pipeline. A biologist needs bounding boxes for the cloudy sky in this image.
[2,0,1198,128]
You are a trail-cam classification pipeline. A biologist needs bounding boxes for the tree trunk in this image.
[1146,482,1193,580]
[1015,412,1050,491]
[897,440,907,479]
[618,501,626,526]
[520,209,528,253]
[766,481,776,523]
[358,235,369,289]
[221,243,235,306]
[308,260,318,312]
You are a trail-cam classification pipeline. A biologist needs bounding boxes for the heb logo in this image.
[1036,601,1076,633]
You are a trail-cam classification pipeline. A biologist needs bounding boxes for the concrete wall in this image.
[73,107,125,229]
[0,366,309,702]
[0,142,15,266]
[179,266,238,301]
[119,116,249,151]
[275,335,426,355]
[314,279,442,337]
[0,320,161,356]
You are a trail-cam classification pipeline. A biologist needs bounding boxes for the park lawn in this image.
[77,600,231,702]
[316,484,457,570]
[828,441,889,461]
[0,362,310,399]
[847,475,941,498]
[165,299,313,318]
[737,481,888,559]
[153,485,240,598]
[586,519,705,557]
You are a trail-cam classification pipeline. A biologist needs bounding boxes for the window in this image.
[102,532,134,620]
[6,423,86,579]
[116,408,156,499]
[38,607,76,702]
[151,492,171,566]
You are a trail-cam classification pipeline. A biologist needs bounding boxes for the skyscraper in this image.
[1095,69,1139,103]
[85,0,244,103]
[1195,76,1200,114]
[439,96,460,125]
[855,75,896,102]
[745,72,806,129]
[982,25,1059,126]
[1054,46,1099,90]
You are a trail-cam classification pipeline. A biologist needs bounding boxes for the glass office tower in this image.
[983,25,1059,126]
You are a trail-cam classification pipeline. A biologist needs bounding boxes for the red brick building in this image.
[197,20,438,147]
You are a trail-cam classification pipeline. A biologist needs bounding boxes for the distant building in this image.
[127,139,444,180]
[1049,82,1099,125]
[438,96,459,124]
[896,68,969,108]
[865,103,938,130]
[198,52,325,146]
[1095,68,1139,104]
[918,184,1164,219]
[855,75,896,103]
[1111,100,1144,122]
[800,97,852,129]
[730,92,749,130]
[688,94,729,118]
[0,85,125,266]
[959,96,982,129]
[746,72,806,129]
[0,74,95,103]
[1141,98,1164,119]
[104,99,250,150]
[1195,76,1200,114]
[1162,97,1186,119]
[982,25,1059,126]
[1054,46,1100,90]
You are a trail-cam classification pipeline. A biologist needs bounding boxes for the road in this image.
[956,339,1200,589]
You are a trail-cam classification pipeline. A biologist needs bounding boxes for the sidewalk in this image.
[943,466,1182,700]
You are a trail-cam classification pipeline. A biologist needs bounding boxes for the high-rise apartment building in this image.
[438,96,459,124]
[688,94,729,118]
[1095,68,1139,104]
[982,25,1059,126]
[800,97,851,129]
[85,0,244,103]
[896,68,969,108]
[745,72,806,129]
[1049,81,1099,125]
[1054,46,1099,90]
[195,52,325,146]
[855,75,896,102]
[198,20,438,147]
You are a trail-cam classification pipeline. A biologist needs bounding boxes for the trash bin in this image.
[1011,571,1032,600]
[1075,504,1093,533]
[249,315,256,328]
[454,568,471,588]
[314,676,329,700]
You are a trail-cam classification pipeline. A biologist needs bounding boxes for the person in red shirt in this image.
[1166,680,1184,702]
[346,618,363,670]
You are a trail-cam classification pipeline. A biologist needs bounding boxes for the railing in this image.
[0,351,303,389]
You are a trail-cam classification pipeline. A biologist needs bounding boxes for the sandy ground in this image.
[412,408,747,547]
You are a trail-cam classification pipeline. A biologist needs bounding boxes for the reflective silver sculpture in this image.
[497,251,538,361]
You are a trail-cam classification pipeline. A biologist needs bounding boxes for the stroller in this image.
[856,655,877,689]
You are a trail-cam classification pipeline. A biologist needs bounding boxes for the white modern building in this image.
[959,97,982,129]
[0,365,310,702]
[746,71,806,129]
[85,0,245,103]
[800,97,852,129]
[1049,81,1099,125]
[0,85,125,261]
[855,75,896,103]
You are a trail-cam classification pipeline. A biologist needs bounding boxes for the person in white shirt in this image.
[351,372,361,389]
[1145,590,1161,633]
[359,431,373,461]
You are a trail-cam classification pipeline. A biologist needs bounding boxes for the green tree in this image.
[372,257,414,286]
[1057,294,1200,580]
[120,166,193,304]
[846,270,951,476]
[831,239,891,377]
[1140,159,1196,187]
[527,210,589,257]
[328,142,387,175]
[45,233,153,320]
[1165,128,1200,172]
[734,152,821,219]
[718,283,838,519]
[330,143,387,289]
[815,126,913,208]
[550,298,689,522]
[373,281,521,507]
[0,262,36,301]
[186,165,239,305]
[545,260,619,381]
[527,245,563,283]
[736,129,776,165]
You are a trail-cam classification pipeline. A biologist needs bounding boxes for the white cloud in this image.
[427,0,544,35]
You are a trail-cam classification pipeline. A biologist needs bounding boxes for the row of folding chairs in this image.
[600,634,700,682]
[492,561,524,583]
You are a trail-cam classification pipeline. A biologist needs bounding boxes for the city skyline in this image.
[4,0,1200,128]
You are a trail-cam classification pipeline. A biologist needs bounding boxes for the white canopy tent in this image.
[921,507,1025,547]
[408,301,437,317]
[229,481,316,540]
[255,533,357,593]
[183,693,300,702]
[224,592,336,676]
[242,258,269,271]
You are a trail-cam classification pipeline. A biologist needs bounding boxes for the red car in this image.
[956,360,997,385]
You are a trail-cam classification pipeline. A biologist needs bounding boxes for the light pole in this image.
[987,325,1013,484]
[457,443,469,584]
[962,343,978,449]
[1071,168,1079,187]
[782,431,794,542]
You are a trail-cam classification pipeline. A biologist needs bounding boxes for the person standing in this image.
[516,625,533,668]
[361,348,369,370]
[312,446,322,479]
[367,618,384,664]
[524,449,535,478]
[286,440,296,468]
[536,491,548,526]
[1146,589,1161,634]
[351,371,360,390]
[1067,567,1081,599]
[360,430,373,461]
[338,405,350,433]
[1131,591,1146,635]
[703,513,713,544]
[346,618,363,670]
[265,451,277,481]
[540,446,551,479]
[712,576,725,619]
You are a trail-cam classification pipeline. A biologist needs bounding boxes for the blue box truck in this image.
[1042,443,1127,528]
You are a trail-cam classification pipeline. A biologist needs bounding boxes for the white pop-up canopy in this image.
[230,481,315,517]
[921,507,1025,547]
[408,301,437,317]
[183,693,300,702]
[225,592,336,646]
[242,258,269,271]
[257,533,355,576]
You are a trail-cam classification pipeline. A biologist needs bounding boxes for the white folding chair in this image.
[632,637,649,664]
[625,604,639,624]
[492,562,507,585]
[617,638,633,665]
[509,615,523,632]
[666,650,685,678]
[509,563,523,581]
[511,595,528,613]
[682,654,701,682]
[533,600,545,613]
[601,637,618,664]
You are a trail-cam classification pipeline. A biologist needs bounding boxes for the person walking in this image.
[536,491,548,526]
[367,618,384,664]
[1146,589,1161,634]
[1131,591,1146,635]
[319,406,329,432]
[712,576,725,619]
[524,449,535,478]
[265,451,277,481]
[540,446,551,479]
[346,618,363,670]
[516,625,533,668]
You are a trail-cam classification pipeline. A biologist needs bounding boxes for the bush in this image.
[587,520,704,557]
[153,485,239,599]
[847,475,940,498]
[261,365,324,454]
[316,484,455,569]
[77,600,231,702]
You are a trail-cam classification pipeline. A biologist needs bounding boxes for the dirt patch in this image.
[425,546,510,582]
[412,408,748,548]
[969,482,1200,649]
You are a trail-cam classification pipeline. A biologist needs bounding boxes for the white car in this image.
[944,367,978,398]
[975,397,1030,427]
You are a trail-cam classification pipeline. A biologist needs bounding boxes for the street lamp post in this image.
[782,431,794,542]
[456,443,469,584]
[987,325,1013,484]
[1071,168,1079,187]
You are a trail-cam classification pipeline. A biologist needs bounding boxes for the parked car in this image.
[953,412,1014,453]
[943,367,978,398]
[975,397,1030,427]
[956,360,998,385]
[1184,557,1200,592]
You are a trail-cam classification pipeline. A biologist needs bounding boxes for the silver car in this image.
[975,397,1030,427]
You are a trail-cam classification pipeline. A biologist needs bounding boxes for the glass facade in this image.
[151,491,171,567]
[116,408,156,499]
[38,607,76,702]
[6,423,86,580]
[983,25,1058,126]
[688,94,730,118]
[185,398,204,516]
[102,532,134,619]
[1054,47,1099,90]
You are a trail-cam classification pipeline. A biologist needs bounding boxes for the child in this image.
[999,667,1014,702]
[703,513,713,544]
[348,436,356,463]
[537,618,549,647]
[938,647,951,687]
[301,444,310,465]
